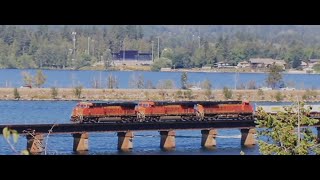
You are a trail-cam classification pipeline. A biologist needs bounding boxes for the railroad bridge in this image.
[1,120,260,154]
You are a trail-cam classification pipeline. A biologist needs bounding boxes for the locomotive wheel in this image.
[81,118,90,123]
[212,115,218,121]
[183,116,193,121]
[245,116,253,120]
[154,117,160,122]
[133,118,140,123]
[120,117,130,123]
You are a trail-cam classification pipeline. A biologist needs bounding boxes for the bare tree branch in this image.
[44,124,56,155]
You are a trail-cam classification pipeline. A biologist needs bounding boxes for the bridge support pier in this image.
[160,130,176,149]
[117,131,133,151]
[27,134,44,154]
[240,128,256,146]
[73,133,89,152]
[201,129,217,148]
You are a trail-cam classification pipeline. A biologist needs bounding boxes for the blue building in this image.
[112,50,152,61]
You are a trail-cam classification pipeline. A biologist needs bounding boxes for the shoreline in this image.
[1,67,319,75]
[1,88,319,102]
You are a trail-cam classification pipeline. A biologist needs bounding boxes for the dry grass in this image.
[0,88,318,102]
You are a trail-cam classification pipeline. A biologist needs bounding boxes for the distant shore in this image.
[0,88,318,102]
[159,67,319,74]
[1,66,318,75]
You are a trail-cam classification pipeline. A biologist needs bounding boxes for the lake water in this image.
[0,100,317,155]
[0,68,318,155]
[0,69,319,89]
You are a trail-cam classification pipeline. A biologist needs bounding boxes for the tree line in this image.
[1,25,320,70]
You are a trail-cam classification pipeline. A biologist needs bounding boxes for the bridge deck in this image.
[0,120,256,135]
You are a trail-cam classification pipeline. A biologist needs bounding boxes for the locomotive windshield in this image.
[139,103,150,107]
[76,103,89,108]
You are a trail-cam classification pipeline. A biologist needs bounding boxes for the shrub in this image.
[257,89,264,96]
[13,88,20,99]
[205,89,212,99]
[73,86,83,99]
[184,90,193,99]
[275,91,283,101]
[51,87,58,99]
[176,90,183,98]
[223,87,233,99]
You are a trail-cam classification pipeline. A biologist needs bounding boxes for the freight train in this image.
[70,100,254,123]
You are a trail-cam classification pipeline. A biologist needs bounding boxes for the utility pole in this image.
[198,36,200,48]
[234,70,239,90]
[99,71,102,89]
[123,39,125,61]
[234,72,237,90]
[107,49,112,67]
[87,37,90,55]
[157,37,160,59]
[72,32,76,61]
[92,39,95,57]
[297,96,301,147]
[151,41,154,62]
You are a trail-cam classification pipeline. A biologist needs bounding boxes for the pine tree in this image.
[181,72,188,89]
[266,64,283,89]
[13,88,20,99]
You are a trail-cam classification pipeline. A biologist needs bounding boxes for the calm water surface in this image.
[0,69,319,89]
[0,68,318,155]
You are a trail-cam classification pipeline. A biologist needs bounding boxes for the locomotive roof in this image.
[81,100,244,107]
[90,101,137,107]
[152,101,243,106]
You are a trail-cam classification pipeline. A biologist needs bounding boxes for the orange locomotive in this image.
[70,100,254,123]
[195,101,254,120]
[135,101,254,122]
[70,101,137,123]
[135,101,196,122]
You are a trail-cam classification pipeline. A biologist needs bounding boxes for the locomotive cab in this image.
[134,101,155,122]
[136,101,154,110]
[70,102,93,122]
[241,100,254,111]
[135,101,154,115]
[138,102,155,107]
[242,100,250,105]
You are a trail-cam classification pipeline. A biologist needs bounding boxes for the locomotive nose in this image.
[71,107,83,121]
[71,108,77,119]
